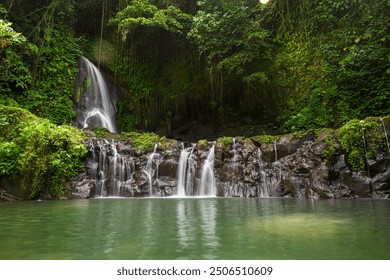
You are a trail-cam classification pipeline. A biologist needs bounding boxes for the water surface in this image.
[0,198,389,259]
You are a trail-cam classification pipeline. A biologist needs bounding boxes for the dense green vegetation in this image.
[1,0,389,135]
[106,0,390,135]
[0,105,87,199]
[0,1,80,124]
[336,116,389,172]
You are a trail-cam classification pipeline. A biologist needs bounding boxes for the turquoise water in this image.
[0,198,389,259]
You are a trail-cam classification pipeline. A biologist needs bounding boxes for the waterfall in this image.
[108,141,118,195]
[274,139,278,162]
[199,145,216,196]
[260,139,282,197]
[76,57,117,133]
[176,142,216,197]
[232,138,238,178]
[176,143,194,196]
[144,144,159,196]
[86,139,134,197]
[232,137,238,164]
[274,139,282,181]
[258,148,268,197]
[88,139,108,197]
[186,152,196,196]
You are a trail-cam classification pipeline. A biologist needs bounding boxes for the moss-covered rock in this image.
[197,139,209,150]
[216,136,233,147]
[121,131,160,151]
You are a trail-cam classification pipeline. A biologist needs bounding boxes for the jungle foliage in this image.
[2,0,389,135]
[0,1,81,124]
[106,0,390,135]
[0,105,87,199]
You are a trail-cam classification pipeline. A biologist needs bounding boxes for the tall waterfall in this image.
[75,57,117,133]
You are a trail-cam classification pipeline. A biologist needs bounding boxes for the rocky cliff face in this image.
[72,132,390,199]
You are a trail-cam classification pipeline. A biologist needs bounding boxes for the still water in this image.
[0,198,389,260]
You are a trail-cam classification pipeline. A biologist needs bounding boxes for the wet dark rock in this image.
[281,179,297,197]
[370,157,389,175]
[372,167,390,192]
[72,134,390,199]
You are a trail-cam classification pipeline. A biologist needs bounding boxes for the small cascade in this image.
[232,138,238,164]
[275,139,282,182]
[87,139,108,196]
[231,138,239,177]
[185,149,196,196]
[199,145,216,196]
[225,137,240,195]
[274,139,278,162]
[87,139,134,197]
[381,118,390,153]
[260,139,282,197]
[76,57,117,133]
[144,144,160,196]
[257,148,268,197]
[176,143,195,196]
[108,141,118,195]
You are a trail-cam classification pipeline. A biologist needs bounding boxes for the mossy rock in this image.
[313,128,334,141]
[197,139,209,150]
[122,131,160,151]
[216,136,233,150]
[216,136,233,146]
[251,134,280,145]
[158,136,178,151]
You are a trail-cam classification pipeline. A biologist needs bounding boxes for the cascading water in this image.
[232,138,239,177]
[232,138,238,164]
[186,152,196,195]
[199,145,216,196]
[75,57,117,133]
[222,137,240,196]
[176,143,195,196]
[87,139,134,197]
[144,144,160,196]
[71,130,390,199]
[258,148,269,197]
[274,139,278,162]
[262,139,281,197]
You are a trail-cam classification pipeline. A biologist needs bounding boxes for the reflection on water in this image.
[176,199,219,259]
[199,199,219,258]
[177,201,188,250]
[0,198,389,260]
